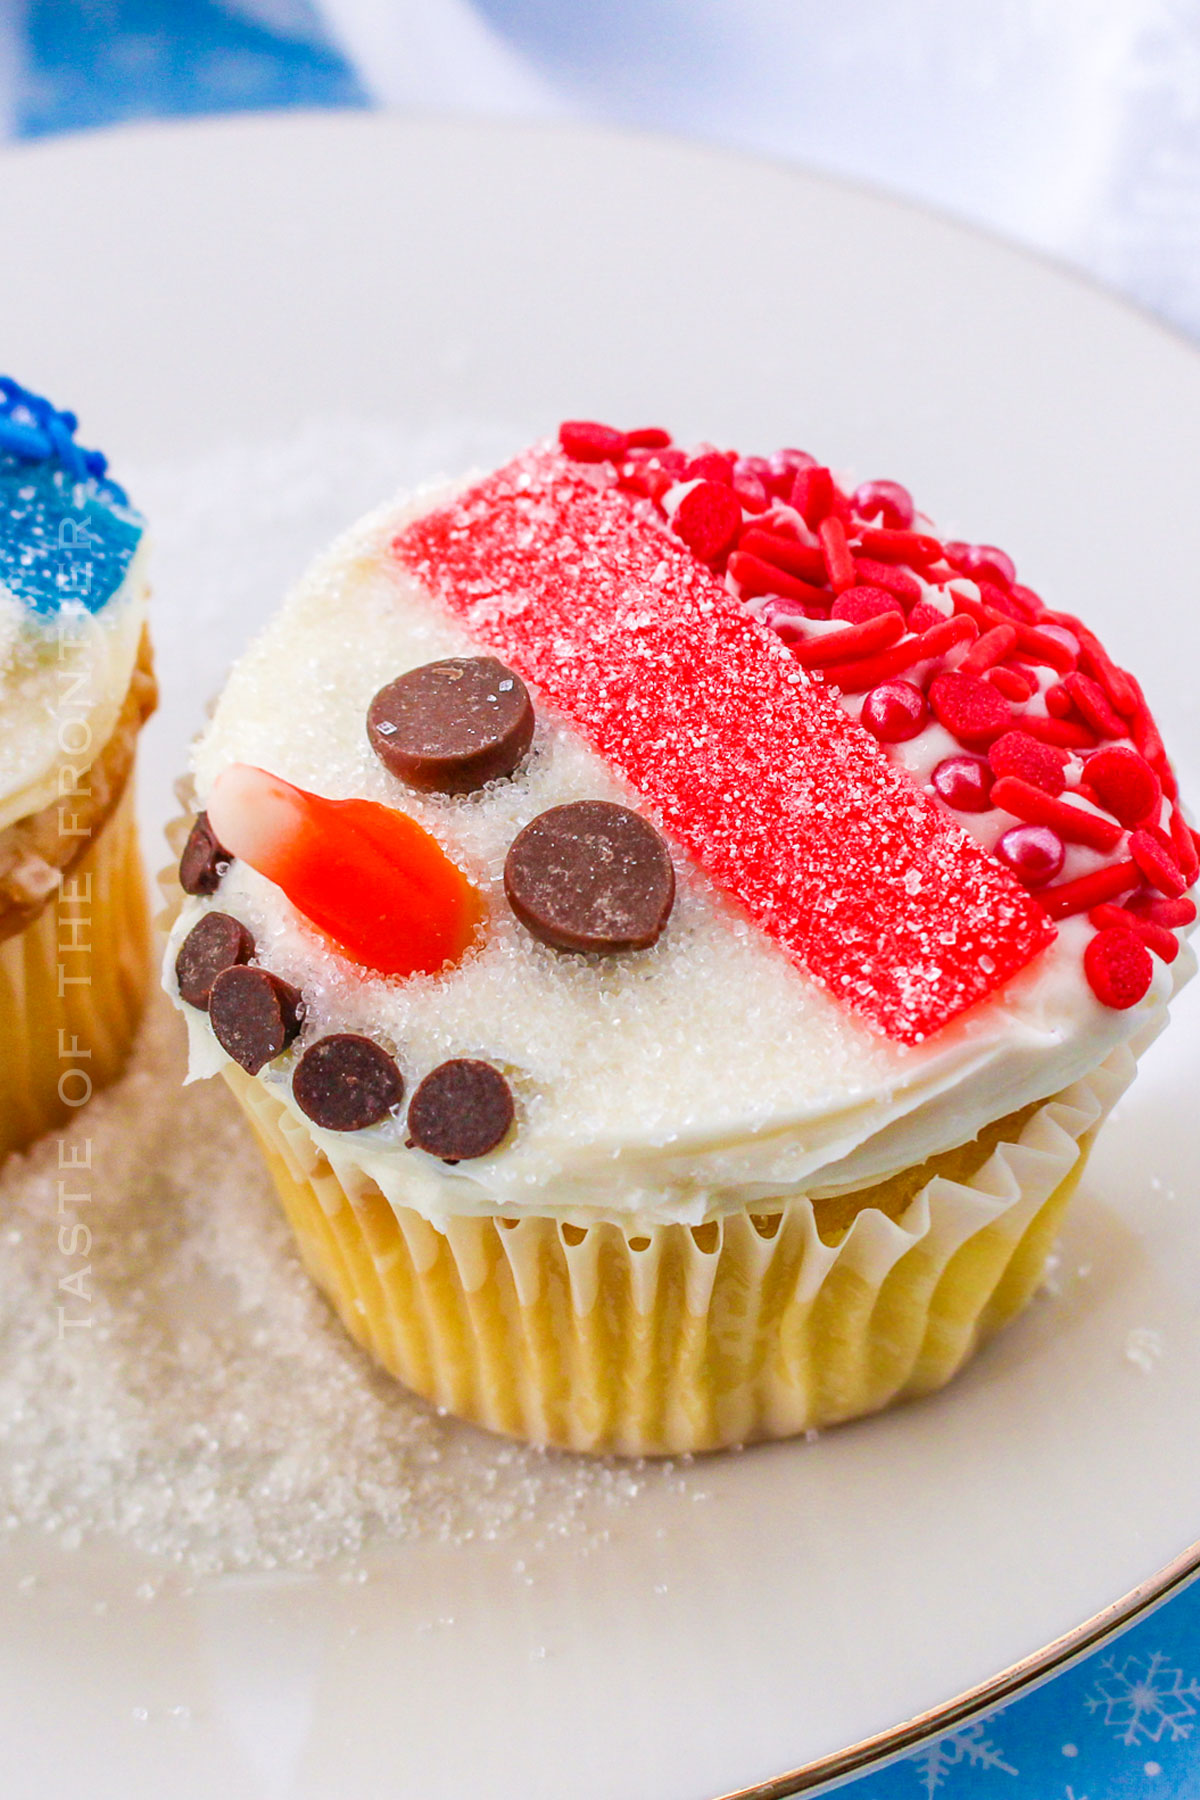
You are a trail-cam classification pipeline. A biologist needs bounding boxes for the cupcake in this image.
[1,379,155,1163]
[163,423,1194,1455]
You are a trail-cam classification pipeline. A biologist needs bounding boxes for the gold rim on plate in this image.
[719,1541,1200,1797]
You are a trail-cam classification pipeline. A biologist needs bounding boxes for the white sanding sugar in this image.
[0,993,688,1574]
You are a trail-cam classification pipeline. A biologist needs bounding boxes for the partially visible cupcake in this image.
[0,379,155,1163]
[163,423,1194,1455]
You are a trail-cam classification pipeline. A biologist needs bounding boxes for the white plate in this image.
[3,113,1200,1800]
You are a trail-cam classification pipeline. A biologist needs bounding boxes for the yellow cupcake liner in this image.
[0,778,151,1165]
[220,1044,1134,1455]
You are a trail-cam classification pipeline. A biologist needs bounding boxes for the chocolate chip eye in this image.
[367,656,534,794]
[406,1060,515,1163]
[179,811,232,895]
[292,1034,405,1132]
[504,801,675,953]
[175,911,255,1010]
[209,966,304,1075]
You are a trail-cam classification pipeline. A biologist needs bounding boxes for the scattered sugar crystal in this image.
[1125,1327,1165,1372]
[0,994,692,1574]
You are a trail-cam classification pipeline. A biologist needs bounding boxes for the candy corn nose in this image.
[205,763,483,979]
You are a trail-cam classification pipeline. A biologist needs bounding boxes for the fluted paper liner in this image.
[218,1045,1134,1455]
[0,778,151,1164]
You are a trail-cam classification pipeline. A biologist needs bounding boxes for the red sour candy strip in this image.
[394,448,1055,1042]
[673,480,742,561]
[989,776,1124,852]
[206,764,482,979]
[818,515,857,592]
[791,612,905,667]
[559,420,628,463]
[1039,860,1138,920]
[1083,927,1154,1009]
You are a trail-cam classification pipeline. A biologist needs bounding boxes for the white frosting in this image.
[0,537,151,832]
[165,489,1191,1227]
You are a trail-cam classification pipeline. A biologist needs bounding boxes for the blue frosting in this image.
[0,377,144,618]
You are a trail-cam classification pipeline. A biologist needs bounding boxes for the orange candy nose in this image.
[206,764,483,978]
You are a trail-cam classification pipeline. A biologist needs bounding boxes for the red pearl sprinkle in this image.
[673,480,742,562]
[996,824,1065,888]
[861,680,928,743]
[988,730,1068,796]
[1039,860,1138,920]
[1084,746,1160,828]
[558,420,628,463]
[1061,672,1126,740]
[791,465,835,526]
[851,480,915,530]
[929,670,1013,749]
[831,585,904,623]
[932,754,994,812]
[1129,828,1187,898]
[989,776,1124,852]
[944,542,1017,588]
[851,557,923,604]
[1083,927,1154,1009]
[684,451,734,484]
[626,427,672,450]
[739,527,828,585]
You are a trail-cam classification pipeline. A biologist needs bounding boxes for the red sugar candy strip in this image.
[989,776,1124,852]
[1039,860,1138,920]
[394,448,1054,1043]
[791,612,905,668]
[818,515,856,592]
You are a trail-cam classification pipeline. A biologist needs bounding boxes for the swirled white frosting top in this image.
[163,430,1194,1227]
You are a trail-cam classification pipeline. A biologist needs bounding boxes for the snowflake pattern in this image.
[911,1720,1017,1795]
[1084,1650,1200,1746]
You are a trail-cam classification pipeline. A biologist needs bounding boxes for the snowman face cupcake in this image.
[162,422,1194,1453]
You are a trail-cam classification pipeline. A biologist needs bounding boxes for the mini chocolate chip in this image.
[504,801,675,953]
[175,911,256,1010]
[179,811,232,896]
[209,965,303,1074]
[367,656,534,794]
[292,1034,404,1131]
[406,1060,515,1162]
